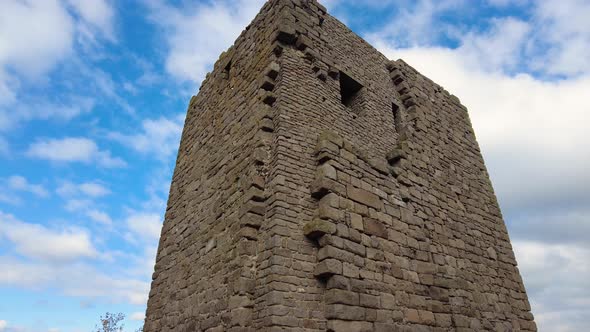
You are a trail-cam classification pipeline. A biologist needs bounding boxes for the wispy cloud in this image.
[125,212,162,242]
[144,0,265,84]
[129,312,145,321]
[57,181,111,198]
[0,0,116,107]
[0,211,97,263]
[4,175,49,198]
[26,137,126,168]
[0,256,150,305]
[109,114,185,160]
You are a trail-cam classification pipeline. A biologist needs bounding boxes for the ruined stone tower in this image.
[144,0,536,331]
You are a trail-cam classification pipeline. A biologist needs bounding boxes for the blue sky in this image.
[0,0,588,331]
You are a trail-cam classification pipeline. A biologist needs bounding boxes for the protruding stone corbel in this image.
[304,219,337,240]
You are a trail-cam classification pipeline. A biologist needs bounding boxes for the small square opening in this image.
[339,71,363,107]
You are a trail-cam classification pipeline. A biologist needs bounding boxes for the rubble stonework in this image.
[144,0,536,331]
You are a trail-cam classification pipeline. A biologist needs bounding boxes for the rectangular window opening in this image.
[339,71,363,107]
[223,60,232,79]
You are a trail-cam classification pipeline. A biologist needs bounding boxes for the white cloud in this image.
[0,256,150,305]
[459,17,531,72]
[109,114,184,160]
[0,0,116,152]
[86,209,112,225]
[531,0,590,76]
[79,182,110,197]
[0,96,95,133]
[26,137,126,168]
[0,320,6,331]
[56,181,113,225]
[513,241,590,332]
[57,181,110,198]
[130,312,145,321]
[0,211,97,262]
[64,199,92,213]
[0,0,74,80]
[487,0,530,6]
[145,0,265,83]
[365,0,466,48]
[0,70,16,107]
[0,211,153,307]
[0,192,20,206]
[6,175,49,198]
[126,212,162,241]
[66,0,115,42]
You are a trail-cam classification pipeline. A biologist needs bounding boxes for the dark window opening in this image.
[223,60,232,79]
[339,71,363,107]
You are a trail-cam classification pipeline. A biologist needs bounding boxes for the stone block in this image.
[369,158,389,175]
[381,293,396,310]
[325,304,365,321]
[487,247,498,260]
[374,323,397,332]
[304,219,336,239]
[363,218,387,238]
[319,203,344,221]
[435,313,452,327]
[314,259,342,278]
[418,310,435,325]
[318,245,352,262]
[316,139,340,156]
[243,187,267,203]
[319,130,344,148]
[259,118,275,132]
[311,177,346,198]
[325,289,359,306]
[230,308,253,327]
[327,275,351,290]
[296,34,312,50]
[350,213,364,230]
[229,295,253,309]
[453,314,471,327]
[347,186,383,210]
[317,163,338,180]
[343,262,360,278]
[360,294,380,308]
[386,148,407,164]
[404,309,420,324]
[327,320,372,332]
[274,22,297,44]
[237,226,258,241]
[240,201,266,216]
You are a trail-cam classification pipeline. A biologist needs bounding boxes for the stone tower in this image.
[144,0,536,331]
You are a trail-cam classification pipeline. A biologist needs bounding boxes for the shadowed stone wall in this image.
[144,0,536,331]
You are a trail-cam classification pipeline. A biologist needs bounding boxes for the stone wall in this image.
[145,0,536,331]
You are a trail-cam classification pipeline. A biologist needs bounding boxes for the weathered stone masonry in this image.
[144,0,536,331]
